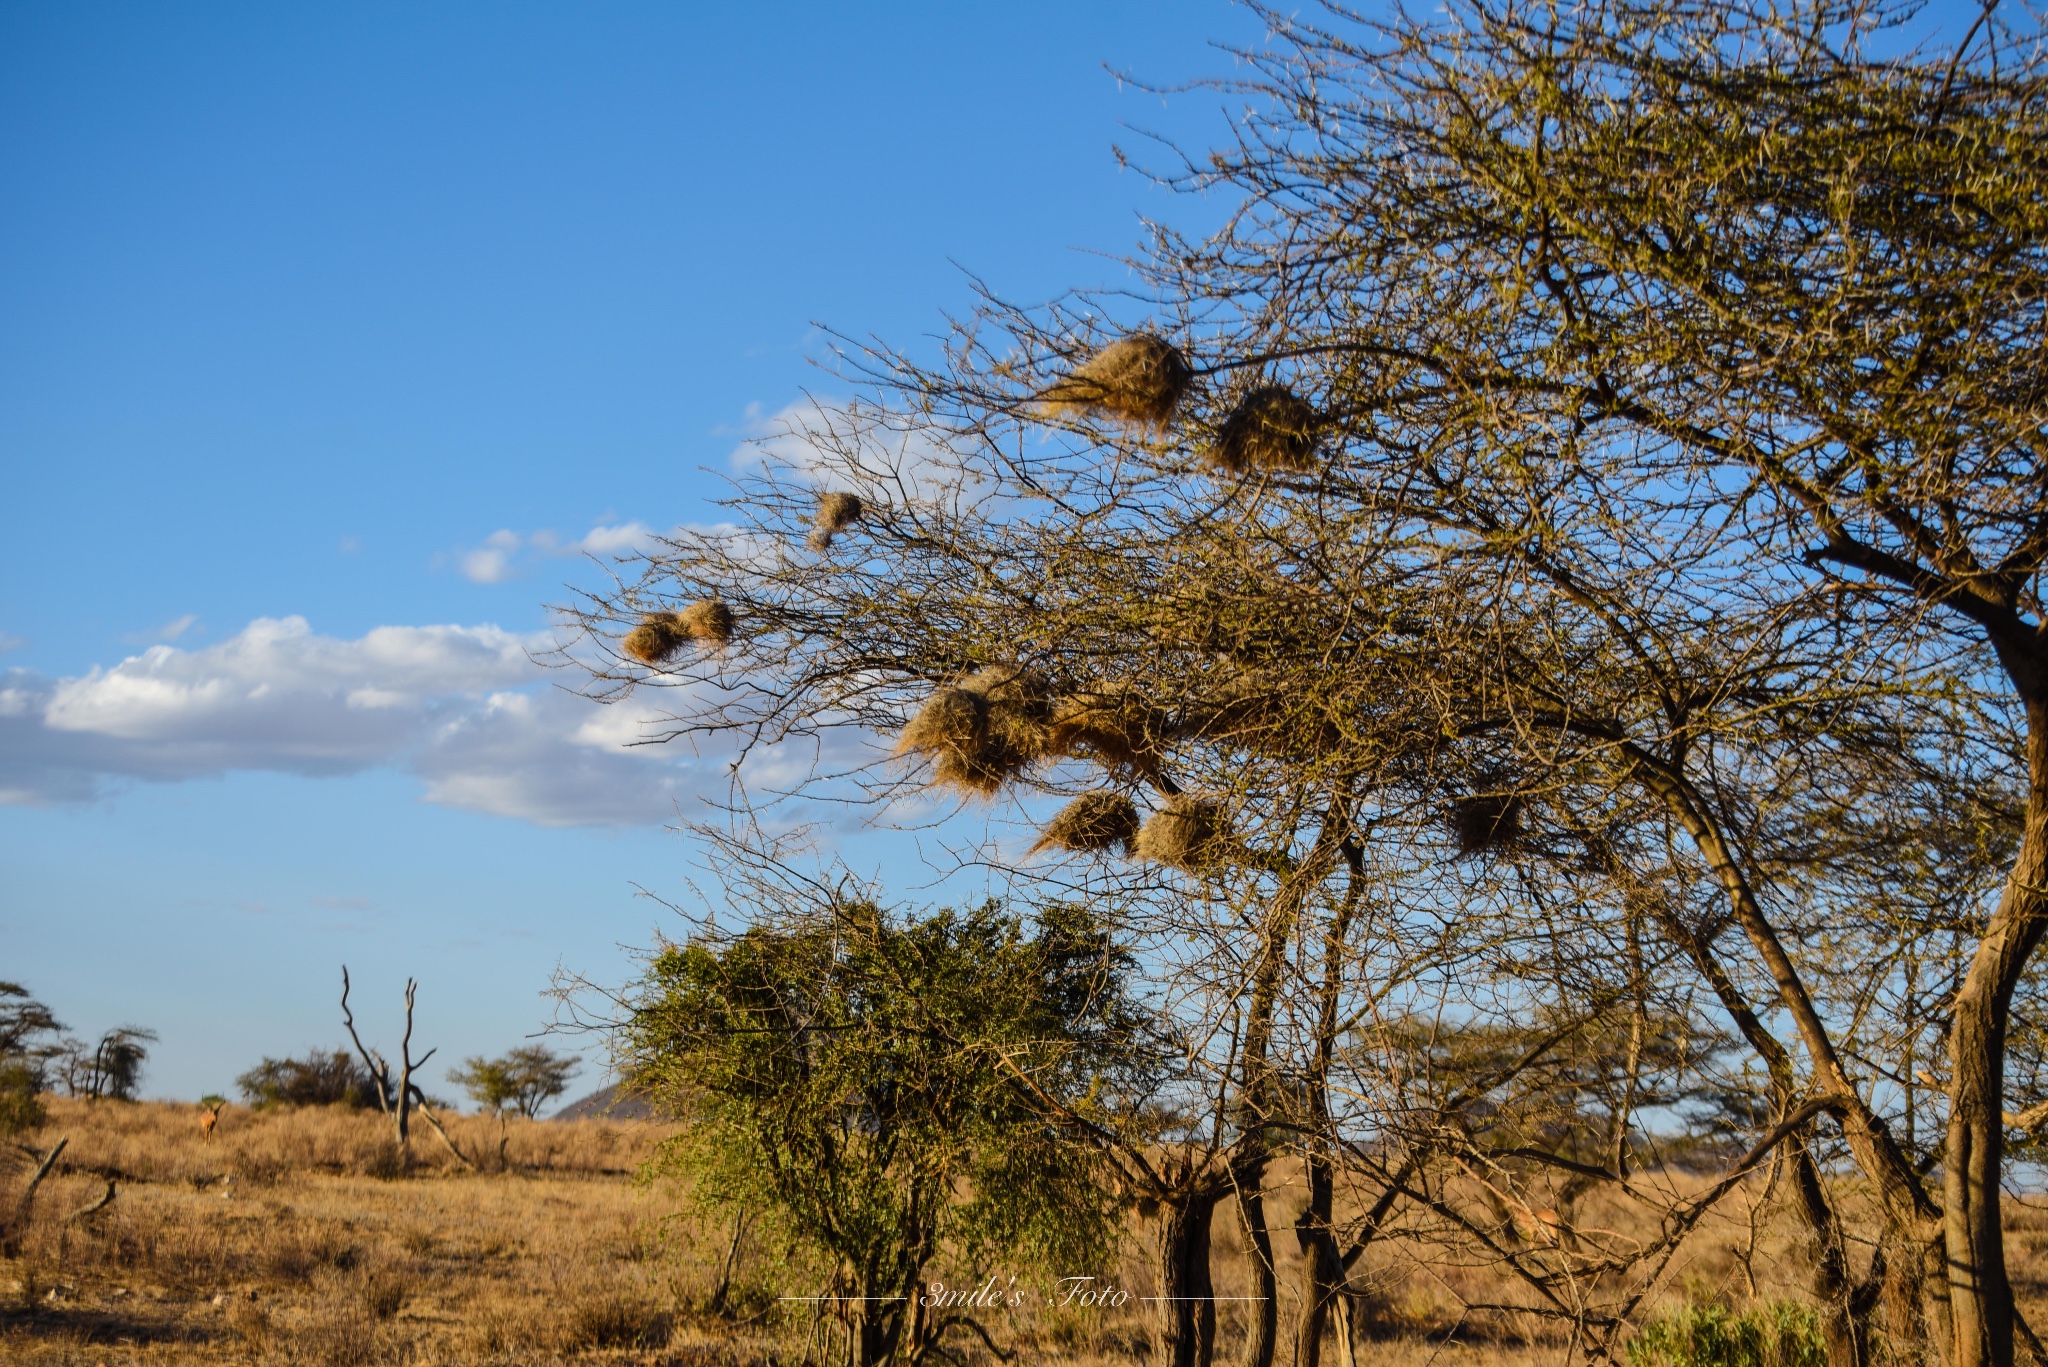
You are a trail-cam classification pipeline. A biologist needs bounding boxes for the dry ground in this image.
[8,1099,2048,1366]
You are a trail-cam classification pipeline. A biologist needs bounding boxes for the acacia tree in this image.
[620,876,1149,1367]
[572,2,2047,1364]
[449,1046,580,1120]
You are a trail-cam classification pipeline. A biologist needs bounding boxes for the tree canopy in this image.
[573,3,2048,1365]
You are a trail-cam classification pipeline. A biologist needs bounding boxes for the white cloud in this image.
[574,522,658,555]
[0,615,819,827]
[731,398,984,510]
[451,522,663,584]
[459,530,524,583]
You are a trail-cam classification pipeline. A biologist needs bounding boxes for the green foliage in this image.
[1629,1301,1829,1367]
[623,897,1152,1367]
[0,1061,46,1137]
[448,1045,580,1119]
[237,1048,384,1109]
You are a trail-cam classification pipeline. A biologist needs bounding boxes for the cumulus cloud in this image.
[732,398,983,509]
[0,615,841,827]
[451,522,664,583]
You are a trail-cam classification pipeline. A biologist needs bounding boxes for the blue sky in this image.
[0,1,1255,1102]
[0,0,2001,1106]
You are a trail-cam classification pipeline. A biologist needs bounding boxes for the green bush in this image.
[1628,1300,1829,1367]
[0,1060,45,1136]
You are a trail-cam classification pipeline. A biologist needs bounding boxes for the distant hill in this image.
[552,1081,660,1122]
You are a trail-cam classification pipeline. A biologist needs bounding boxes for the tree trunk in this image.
[1236,1178,1279,1367]
[1944,698,2048,1367]
[1295,840,1365,1367]
[1295,1145,1347,1367]
[1157,1184,1222,1367]
[1792,1143,1871,1367]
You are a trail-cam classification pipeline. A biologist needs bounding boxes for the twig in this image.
[340,966,393,1115]
[408,1091,478,1171]
[66,1180,116,1223]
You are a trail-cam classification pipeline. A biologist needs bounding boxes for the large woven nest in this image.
[1451,793,1525,856]
[1046,690,1172,777]
[1039,334,1191,428]
[1134,796,1233,871]
[895,664,1054,796]
[808,491,864,550]
[680,599,736,644]
[1208,386,1320,474]
[622,600,736,664]
[622,613,691,665]
[1029,792,1141,857]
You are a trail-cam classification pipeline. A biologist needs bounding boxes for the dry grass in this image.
[8,1098,2048,1366]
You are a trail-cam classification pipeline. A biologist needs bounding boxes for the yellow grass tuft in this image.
[1039,333,1192,428]
[622,600,734,665]
[1046,690,1169,777]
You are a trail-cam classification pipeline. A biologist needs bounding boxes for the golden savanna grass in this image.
[12,1097,2048,1366]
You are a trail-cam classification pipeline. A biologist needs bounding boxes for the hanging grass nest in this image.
[1039,334,1191,428]
[679,599,736,645]
[1046,690,1171,777]
[622,613,691,665]
[1029,792,1141,857]
[808,491,864,550]
[1208,386,1320,474]
[1134,796,1233,871]
[622,600,735,665]
[894,664,1053,796]
[1452,793,1525,856]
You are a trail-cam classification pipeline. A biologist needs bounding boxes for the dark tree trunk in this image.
[1157,1184,1222,1367]
[1294,1145,1347,1367]
[1236,1176,1279,1367]
[1944,693,2048,1367]
[1792,1144,1872,1367]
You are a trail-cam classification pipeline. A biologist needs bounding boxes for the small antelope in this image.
[199,1097,226,1138]
[1512,1207,1565,1246]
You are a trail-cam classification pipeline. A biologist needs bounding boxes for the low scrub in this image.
[1629,1300,1829,1367]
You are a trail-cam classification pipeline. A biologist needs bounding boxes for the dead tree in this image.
[0,1136,67,1257]
[338,967,437,1167]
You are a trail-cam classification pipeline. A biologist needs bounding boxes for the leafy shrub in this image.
[237,1049,383,1109]
[0,1061,45,1136]
[1629,1300,1829,1367]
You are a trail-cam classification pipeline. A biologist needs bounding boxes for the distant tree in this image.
[64,1026,156,1102]
[0,982,63,1064]
[236,1048,384,1109]
[448,1046,579,1120]
[622,893,1152,1367]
